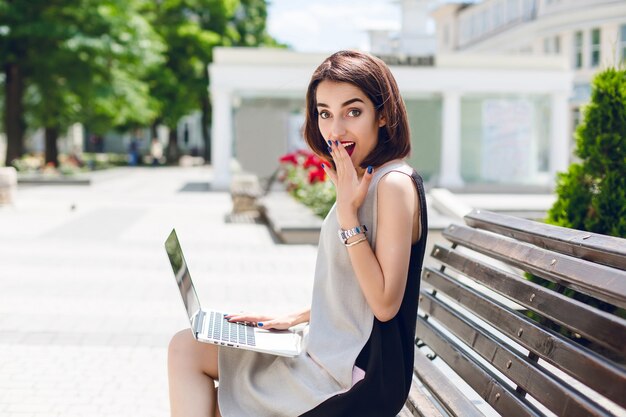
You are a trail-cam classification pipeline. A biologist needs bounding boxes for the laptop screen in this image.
[165,229,201,324]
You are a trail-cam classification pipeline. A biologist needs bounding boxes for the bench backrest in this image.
[415,209,626,417]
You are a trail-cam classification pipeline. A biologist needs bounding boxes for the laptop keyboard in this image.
[208,311,256,346]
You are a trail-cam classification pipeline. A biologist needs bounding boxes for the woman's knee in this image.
[168,329,195,363]
[168,329,219,379]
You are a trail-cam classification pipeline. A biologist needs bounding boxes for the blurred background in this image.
[1,0,624,192]
[0,1,625,416]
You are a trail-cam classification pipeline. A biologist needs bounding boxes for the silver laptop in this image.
[165,229,303,357]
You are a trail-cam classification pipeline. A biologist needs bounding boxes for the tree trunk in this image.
[166,127,180,165]
[44,127,59,167]
[150,120,160,142]
[4,62,25,166]
[201,91,211,164]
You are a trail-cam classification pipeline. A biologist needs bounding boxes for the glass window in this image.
[555,35,561,54]
[591,28,601,67]
[574,31,583,68]
[460,95,551,185]
[507,0,518,22]
[544,38,550,54]
[494,2,503,28]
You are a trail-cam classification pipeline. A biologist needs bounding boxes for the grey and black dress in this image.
[217,160,428,417]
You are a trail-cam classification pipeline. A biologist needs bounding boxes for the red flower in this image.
[308,167,326,184]
[303,154,323,169]
[279,153,298,165]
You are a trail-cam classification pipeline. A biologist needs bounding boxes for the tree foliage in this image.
[547,67,626,237]
[1,0,279,166]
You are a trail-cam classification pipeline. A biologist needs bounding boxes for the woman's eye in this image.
[319,111,330,119]
[347,109,361,117]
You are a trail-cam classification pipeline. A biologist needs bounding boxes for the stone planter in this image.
[259,191,323,245]
[0,167,17,205]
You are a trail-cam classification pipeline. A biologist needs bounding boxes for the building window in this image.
[494,1,503,28]
[507,0,518,23]
[574,31,583,68]
[544,35,561,55]
[555,35,561,54]
[620,25,626,62]
[591,28,601,67]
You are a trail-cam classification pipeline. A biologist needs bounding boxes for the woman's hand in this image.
[322,139,373,228]
[224,310,307,331]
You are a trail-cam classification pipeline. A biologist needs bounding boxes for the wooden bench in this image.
[400,209,626,417]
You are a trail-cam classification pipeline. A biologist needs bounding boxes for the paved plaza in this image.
[0,166,317,417]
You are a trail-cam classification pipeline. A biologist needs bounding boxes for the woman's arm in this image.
[342,172,417,322]
[323,140,418,322]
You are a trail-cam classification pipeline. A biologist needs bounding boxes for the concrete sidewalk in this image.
[0,166,317,417]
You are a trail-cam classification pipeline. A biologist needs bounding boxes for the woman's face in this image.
[316,80,385,171]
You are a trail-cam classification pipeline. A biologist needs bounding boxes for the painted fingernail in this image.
[321,163,325,168]
[258,322,264,327]
[367,166,373,174]
[327,139,332,146]
[334,140,339,146]
[327,146,332,153]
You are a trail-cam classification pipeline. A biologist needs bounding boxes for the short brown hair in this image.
[303,50,410,168]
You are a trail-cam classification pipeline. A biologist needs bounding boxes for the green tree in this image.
[1,0,163,166]
[144,0,280,163]
[547,67,626,237]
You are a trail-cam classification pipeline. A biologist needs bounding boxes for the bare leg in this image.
[168,329,223,417]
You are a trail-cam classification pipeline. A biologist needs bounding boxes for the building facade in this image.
[209,47,572,191]
[431,0,626,126]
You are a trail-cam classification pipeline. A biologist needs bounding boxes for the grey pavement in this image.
[0,166,317,417]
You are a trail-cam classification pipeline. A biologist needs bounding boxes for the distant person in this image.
[128,138,140,166]
[167,50,429,417]
[150,138,163,166]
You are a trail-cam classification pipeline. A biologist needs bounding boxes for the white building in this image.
[209,47,572,191]
[431,0,626,124]
[368,0,438,56]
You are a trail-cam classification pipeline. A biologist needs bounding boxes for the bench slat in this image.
[411,348,483,417]
[464,209,626,271]
[397,405,417,417]
[431,245,626,356]
[416,317,544,417]
[442,224,626,309]
[404,376,448,417]
[420,291,615,417]
[422,267,626,408]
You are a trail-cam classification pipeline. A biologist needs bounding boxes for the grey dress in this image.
[217,160,421,416]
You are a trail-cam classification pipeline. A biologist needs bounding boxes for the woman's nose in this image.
[330,118,346,138]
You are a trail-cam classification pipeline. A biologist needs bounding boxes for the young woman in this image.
[168,50,428,417]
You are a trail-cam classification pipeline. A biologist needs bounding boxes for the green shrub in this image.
[547,67,626,237]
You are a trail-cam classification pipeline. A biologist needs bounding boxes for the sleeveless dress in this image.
[218,160,428,417]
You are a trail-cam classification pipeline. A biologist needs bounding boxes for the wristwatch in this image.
[338,225,368,244]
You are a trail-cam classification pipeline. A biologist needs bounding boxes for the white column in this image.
[211,89,233,191]
[439,91,464,188]
[549,92,570,182]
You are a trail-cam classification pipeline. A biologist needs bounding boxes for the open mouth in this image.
[341,141,355,156]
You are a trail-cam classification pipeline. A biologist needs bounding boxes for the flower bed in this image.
[278,150,335,218]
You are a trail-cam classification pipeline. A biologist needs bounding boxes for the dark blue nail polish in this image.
[258,322,264,327]
[327,146,332,153]
[334,140,339,146]
[327,139,332,146]
[367,166,373,174]
[321,163,325,168]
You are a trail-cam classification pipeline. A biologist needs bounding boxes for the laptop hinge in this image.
[193,310,206,337]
